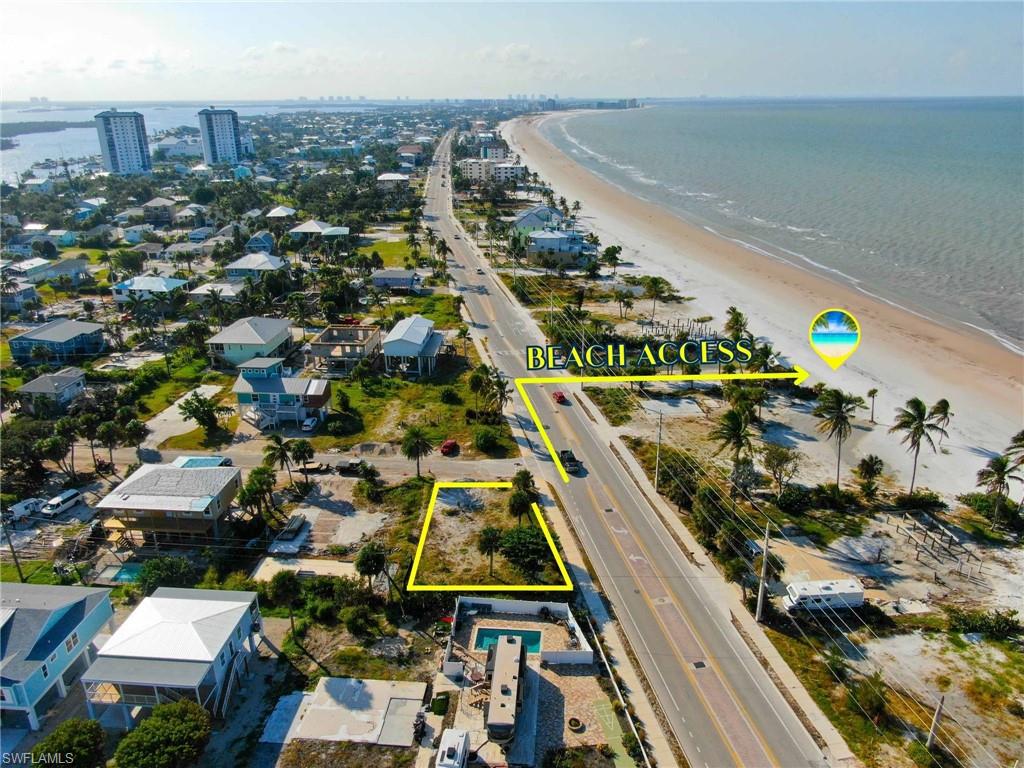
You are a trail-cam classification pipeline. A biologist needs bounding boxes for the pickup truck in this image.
[336,459,371,476]
[558,450,582,474]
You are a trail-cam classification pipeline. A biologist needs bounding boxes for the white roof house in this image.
[95,463,240,515]
[189,280,246,302]
[382,314,444,376]
[265,205,296,219]
[81,588,261,723]
[288,219,331,236]
[225,251,286,278]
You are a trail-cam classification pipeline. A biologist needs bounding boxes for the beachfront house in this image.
[382,314,444,376]
[526,229,592,267]
[95,462,241,542]
[189,280,245,303]
[206,315,293,367]
[82,588,261,729]
[0,584,115,731]
[512,205,564,234]
[288,219,331,243]
[15,367,86,415]
[310,324,382,373]
[245,230,275,254]
[111,275,188,305]
[9,319,105,364]
[225,251,286,280]
[232,358,331,429]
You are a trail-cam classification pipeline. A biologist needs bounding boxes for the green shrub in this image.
[473,425,500,453]
[893,490,947,511]
[777,485,813,513]
[32,718,105,768]
[113,699,211,768]
[430,691,450,715]
[813,483,860,510]
[945,607,1021,639]
[439,386,461,405]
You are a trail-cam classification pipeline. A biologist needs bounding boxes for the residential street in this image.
[426,132,827,768]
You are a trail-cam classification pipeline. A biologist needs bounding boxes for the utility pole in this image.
[654,409,664,490]
[926,695,944,750]
[1,517,25,583]
[755,522,771,623]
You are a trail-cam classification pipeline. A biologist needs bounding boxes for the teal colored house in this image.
[1,584,114,730]
[9,319,105,364]
[205,316,293,368]
[232,357,331,429]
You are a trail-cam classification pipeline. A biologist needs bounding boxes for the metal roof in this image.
[16,367,85,395]
[12,319,103,344]
[207,316,291,345]
[95,463,240,513]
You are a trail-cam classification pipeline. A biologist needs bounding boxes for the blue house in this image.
[0,584,114,730]
[244,230,275,254]
[9,319,105,364]
[232,357,331,429]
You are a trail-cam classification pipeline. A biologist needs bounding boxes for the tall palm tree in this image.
[813,389,866,484]
[290,438,315,483]
[355,541,387,590]
[724,306,749,339]
[508,489,533,527]
[401,426,434,477]
[263,433,294,486]
[975,455,1023,527]
[927,399,953,446]
[888,397,947,494]
[867,388,879,424]
[709,408,753,462]
[206,288,226,329]
[478,526,504,576]
[1006,430,1024,470]
[643,277,671,325]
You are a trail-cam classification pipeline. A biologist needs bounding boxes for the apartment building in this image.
[95,110,152,175]
[198,107,245,165]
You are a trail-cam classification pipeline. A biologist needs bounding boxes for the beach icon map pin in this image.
[809,308,861,370]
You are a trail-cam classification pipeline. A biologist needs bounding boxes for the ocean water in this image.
[0,101,370,183]
[542,99,1024,350]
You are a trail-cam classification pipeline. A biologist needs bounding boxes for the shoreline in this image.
[504,113,1024,497]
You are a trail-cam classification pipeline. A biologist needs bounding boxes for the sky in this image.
[1,2,1021,101]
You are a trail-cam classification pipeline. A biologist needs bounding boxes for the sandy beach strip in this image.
[504,113,1023,497]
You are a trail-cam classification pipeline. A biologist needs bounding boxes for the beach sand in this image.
[504,113,1024,498]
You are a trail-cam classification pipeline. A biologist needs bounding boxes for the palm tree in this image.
[355,541,386,590]
[290,438,315,483]
[401,426,434,477]
[709,408,753,462]
[456,326,470,358]
[643,277,671,324]
[927,399,953,446]
[975,455,1023,527]
[468,368,487,410]
[724,306,749,339]
[888,397,947,494]
[1007,430,1024,470]
[867,388,879,423]
[268,570,301,635]
[478,526,504,577]
[206,288,226,329]
[508,489,533,527]
[813,389,866,484]
[263,433,294,486]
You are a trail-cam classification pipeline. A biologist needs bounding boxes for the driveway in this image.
[142,384,223,448]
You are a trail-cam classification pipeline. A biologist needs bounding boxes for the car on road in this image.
[552,391,568,405]
[475,268,484,275]
[440,439,458,456]
[453,233,460,239]
[558,449,583,474]
[301,416,319,432]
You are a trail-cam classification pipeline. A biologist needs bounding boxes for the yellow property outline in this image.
[406,481,574,592]
[515,366,810,483]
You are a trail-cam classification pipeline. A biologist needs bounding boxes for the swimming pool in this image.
[98,563,142,583]
[473,627,542,654]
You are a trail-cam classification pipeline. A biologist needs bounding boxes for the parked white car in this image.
[301,416,319,432]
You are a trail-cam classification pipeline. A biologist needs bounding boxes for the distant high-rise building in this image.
[95,109,151,175]
[198,107,244,165]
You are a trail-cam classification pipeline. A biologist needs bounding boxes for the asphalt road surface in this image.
[426,132,826,768]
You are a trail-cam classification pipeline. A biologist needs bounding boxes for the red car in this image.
[552,391,568,405]
[440,439,459,456]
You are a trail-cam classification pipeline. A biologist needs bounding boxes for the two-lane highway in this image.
[426,132,825,768]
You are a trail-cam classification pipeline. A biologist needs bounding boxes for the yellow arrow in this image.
[516,365,810,483]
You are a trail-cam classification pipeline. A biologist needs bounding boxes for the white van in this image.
[41,490,83,518]
[6,498,45,523]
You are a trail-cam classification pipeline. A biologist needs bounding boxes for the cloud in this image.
[109,59,126,70]
[271,41,298,55]
[475,43,552,68]
[628,37,651,50]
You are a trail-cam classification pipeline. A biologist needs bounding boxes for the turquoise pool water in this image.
[99,563,142,583]
[473,627,542,654]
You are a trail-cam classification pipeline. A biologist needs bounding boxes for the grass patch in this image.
[159,415,239,451]
[583,386,637,426]
[280,739,414,768]
[357,237,414,268]
[1,559,74,585]
[390,293,462,329]
[136,360,230,418]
